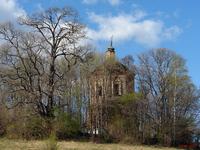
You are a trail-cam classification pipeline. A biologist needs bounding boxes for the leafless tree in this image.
[136,48,199,145]
[0,7,89,118]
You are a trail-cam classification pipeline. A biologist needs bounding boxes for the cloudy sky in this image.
[0,0,199,86]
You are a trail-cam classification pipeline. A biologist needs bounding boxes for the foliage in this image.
[6,112,49,140]
[23,116,50,140]
[136,48,200,146]
[53,110,81,139]
[120,92,142,104]
[106,93,142,143]
[0,5,199,147]
[175,117,195,145]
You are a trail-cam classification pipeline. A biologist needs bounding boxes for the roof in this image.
[91,60,134,76]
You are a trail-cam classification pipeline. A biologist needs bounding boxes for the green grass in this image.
[0,138,180,150]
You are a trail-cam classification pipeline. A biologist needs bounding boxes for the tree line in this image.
[0,6,199,146]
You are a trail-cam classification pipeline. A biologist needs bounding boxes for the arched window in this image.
[96,83,102,96]
[113,80,122,96]
[114,83,120,96]
[98,86,102,96]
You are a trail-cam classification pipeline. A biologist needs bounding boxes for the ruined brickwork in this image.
[88,45,135,135]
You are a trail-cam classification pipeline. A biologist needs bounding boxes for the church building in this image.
[88,42,135,135]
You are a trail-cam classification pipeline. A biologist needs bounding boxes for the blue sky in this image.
[0,0,199,86]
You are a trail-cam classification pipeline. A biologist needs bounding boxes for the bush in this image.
[6,114,49,140]
[53,111,81,140]
[99,130,113,143]
[23,116,50,140]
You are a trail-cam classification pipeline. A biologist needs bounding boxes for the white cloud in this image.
[86,10,182,47]
[0,0,26,22]
[83,0,121,6]
[163,26,182,40]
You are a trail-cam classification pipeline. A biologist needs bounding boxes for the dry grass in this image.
[0,139,180,150]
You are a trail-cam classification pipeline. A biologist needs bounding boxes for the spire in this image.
[107,36,115,52]
[110,35,113,48]
[106,36,115,60]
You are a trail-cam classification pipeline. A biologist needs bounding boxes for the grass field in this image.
[0,139,180,150]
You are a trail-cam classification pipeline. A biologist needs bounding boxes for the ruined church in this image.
[88,42,135,135]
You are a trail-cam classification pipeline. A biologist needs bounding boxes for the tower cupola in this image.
[105,37,115,60]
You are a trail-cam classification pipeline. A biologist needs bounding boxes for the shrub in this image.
[53,111,81,140]
[6,114,49,140]
[23,116,50,140]
[99,130,113,143]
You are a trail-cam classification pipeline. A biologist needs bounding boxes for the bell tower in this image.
[88,40,135,136]
[105,37,115,60]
